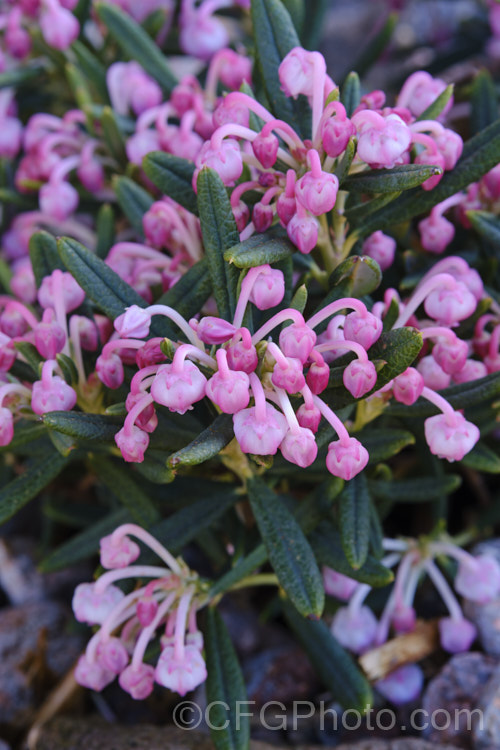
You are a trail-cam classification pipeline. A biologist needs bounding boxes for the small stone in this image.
[422,652,498,747]
[472,668,500,750]
[463,599,500,657]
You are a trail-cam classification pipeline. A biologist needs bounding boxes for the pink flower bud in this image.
[72,582,125,625]
[455,555,500,604]
[252,202,274,233]
[226,339,258,373]
[280,426,318,467]
[414,148,445,190]
[233,403,288,455]
[34,314,66,359]
[115,425,150,463]
[392,604,417,634]
[279,47,325,99]
[40,1,79,50]
[424,281,477,326]
[96,353,124,389]
[453,359,487,384]
[31,375,77,415]
[197,317,236,345]
[136,597,159,627]
[126,130,161,166]
[435,129,463,171]
[376,664,423,705]
[295,170,339,216]
[271,356,305,395]
[306,358,330,395]
[480,163,500,202]
[180,11,228,61]
[331,605,377,653]
[276,192,296,226]
[155,644,207,696]
[151,361,207,414]
[119,663,155,700]
[0,407,14,447]
[136,339,165,369]
[97,637,129,674]
[39,179,79,221]
[321,114,355,158]
[125,392,158,433]
[114,306,151,339]
[286,210,319,254]
[129,77,162,117]
[249,267,285,310]
[77,157,105,193]
[252,131,279,168]
[0,307,27,338]
[279,323,316,364]
[0,117,23,159]
[439,617,477,654]
[0,335,15,372]
[10,259,36,303]
[362,231,396,271]
[392,367,424,405]
[217,49,252,90]
[296,402,321,433]
[76,317,98,351]
[206,369,250,413]
[343,359,377,398]
[343,311,382,350]
[322,567,358,600]
[433,338,468,375]
[100,533,141,569]
[38,270,85,313]
[232,201,250,232]
[398,71,449,118]
[418,213,455,254]
[417,355,451,390]
[326,437,369,480]
[75,654,115,692]
[424,412,479,461]
[195,139,243,187]
[352,112,411,169]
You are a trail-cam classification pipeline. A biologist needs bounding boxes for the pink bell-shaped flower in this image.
[326,437,369,480]
[38,270,85,313]
[0,335,16,372]
[391,604,417,634]
[295,150,339,216]
[453,359,487,384]
[392,367,424,405]
[418,213,455,254]
[195,139,243,187]
[433,338,469,375]
[155,643,207,696]
[125,392,158,434]
[97,637,129,674]
[424,412,479,461]
[352,112,411,169]
[74,654,115,692]
[376,664,424,705]
[279,322,316,364]
[114,306,151,339]
[115,425,150,463]
[331,605,378,654]
[31,362,77,415]
[252,130,279,168]
[343,359,377,398]
[271,356,306,395]
[454,555,500,604]
[362,231,396,271]
[34,310,66,359]
[249,267,285,310]
[286,207,319,254]
[322,568,358,601]
[321,107,356,158]
[40,0,79,50]
[233,402,288,455]
[96,352,125,389]
[136,597,159,627]
[39,179,79,221]
[417,355,451,390]
[343,310,382,350]
[119,663,155,700]
[424,281,477,326]
[151,360,207,415]
[72,582,125,626]
[197,317,236,345]
[252,202,274,233]
[306,357,330,395]
[438,617,477,654]
[100,532,141,570]
[226,336,258,374]
[206,352,250,414]
[280,426,317,467]
[0,407,14,447]
[279,47,325,99]
[296,402,321,433]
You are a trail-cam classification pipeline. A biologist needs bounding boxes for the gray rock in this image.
[422,652,498,748]
[31,719,465,750]
[464,599,500,657]
[472,668,500,750]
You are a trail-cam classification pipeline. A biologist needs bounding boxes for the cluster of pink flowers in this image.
[73,523,208,698]
[0,0,79,60]
[326,537,500,705]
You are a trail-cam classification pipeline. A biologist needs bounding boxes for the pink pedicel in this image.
[438,617,477,654]
[326,437,369,480]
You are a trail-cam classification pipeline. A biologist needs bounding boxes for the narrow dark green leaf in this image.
[0,66,44,89]
[14,341,43,375]
[339,473,370,570]
[282,0,305,36]
[341,72,361,117]
[142,152,198,215]
[284,601,373,710]
[95,2,177,93]
[134,450,176,485]
[224,231,295,268]
[310,521,394,586]
[345,191,402,224]
[386,372,500,417]
[369,499,384,559]
[66,63,93,117]
[42,411,122,443]
[369,474,462,502]
[289,284,308,315]
[29,231,64,286]
[0,451,70,524]
[102,107,127,167]
[470,70,498,135]
[205,608,250,750]
[113,176,153,236]
[468,210,500,245]
[71,40,109,102]
[209,545,268,598]
[300,0,330,48]
[57,236,146,320]
[335,137,356,185]
[168,414,234,468]
[197,168,240,320]
[40,508,130,571]
[344,164,443,194]
[248,477,324,618]
[355,119,500,235]
[462,441,500,473]
[0,422,47,453]
[251,0,311,137]
[89,455,159,527]
[95,204,116,259]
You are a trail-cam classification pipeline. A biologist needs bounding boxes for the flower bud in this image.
[326,437,369,480]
